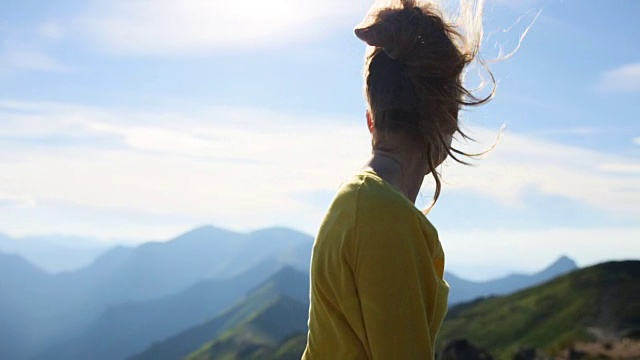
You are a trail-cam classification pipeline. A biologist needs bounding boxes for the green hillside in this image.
[185,332,306,360]
[130,267,309,360]
[269,333,307,360]
[184,298,308,360]
[437,261,640,359]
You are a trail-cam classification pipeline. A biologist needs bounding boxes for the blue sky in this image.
[1,0,638,279]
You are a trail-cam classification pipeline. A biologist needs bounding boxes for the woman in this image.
[303,0,492,358]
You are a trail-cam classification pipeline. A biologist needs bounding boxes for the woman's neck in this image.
[365,149,426,203]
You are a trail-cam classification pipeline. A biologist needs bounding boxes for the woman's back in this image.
[303,170,448,359]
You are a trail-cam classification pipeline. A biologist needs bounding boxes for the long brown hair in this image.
[355,0,495,208]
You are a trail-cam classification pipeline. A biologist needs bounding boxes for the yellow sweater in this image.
[303,170,449,360]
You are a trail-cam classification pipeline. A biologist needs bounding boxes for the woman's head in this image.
[355,0,493,205]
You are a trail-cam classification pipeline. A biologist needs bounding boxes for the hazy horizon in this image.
[1,224,636,282]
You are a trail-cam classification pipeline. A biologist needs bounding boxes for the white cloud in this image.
[73,0,370,55]
[0,192,36,208]
[0,47,71,73]
[0,18,69,74]
[438,128,640,215]
[596,62,640,93]
[599,163,640,174]
[634,137,640,145]
[0,100,371,237]
[0,100,638,239]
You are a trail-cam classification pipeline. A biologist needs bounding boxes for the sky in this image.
[1,0,638,279]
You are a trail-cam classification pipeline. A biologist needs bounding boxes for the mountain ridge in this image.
[445,255,578,304]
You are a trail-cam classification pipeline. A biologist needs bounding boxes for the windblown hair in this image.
[355,0,494,207]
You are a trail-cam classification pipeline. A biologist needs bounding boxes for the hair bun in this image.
[354,5,422,60]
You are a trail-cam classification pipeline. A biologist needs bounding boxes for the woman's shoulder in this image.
[327,170,435,229]
[322,171,441,262]
[350,171,419,213]
[354,171,438,233]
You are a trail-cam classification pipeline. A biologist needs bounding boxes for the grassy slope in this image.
[270,333,307,360]
[185,297,308,360]
[129,267,308,360]
[437,261,640,359]
[185,332,307,360]
[127,294,273,360]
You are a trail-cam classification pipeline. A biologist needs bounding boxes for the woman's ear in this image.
[366,110,374,134]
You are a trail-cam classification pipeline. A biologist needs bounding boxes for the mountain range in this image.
[0,224,611,360]
[0,233,111,273]
[445,255,578,304]
[0,226,313,360]
[33,260,288,360]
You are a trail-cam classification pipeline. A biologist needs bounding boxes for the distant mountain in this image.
[0,252,51,360]
[0,233,111,273]
[59,226,312,305]
[34,260,287,360]
[131,266,310,360]
[36,226,312,343]
[0,226,313,360]
[438,260,640,359]
[0,251,49,286]
[446,256,578,304]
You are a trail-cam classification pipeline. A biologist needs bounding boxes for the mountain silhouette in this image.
[446,256,578,304]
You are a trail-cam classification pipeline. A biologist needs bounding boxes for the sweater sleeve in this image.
[352,212,441,359]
